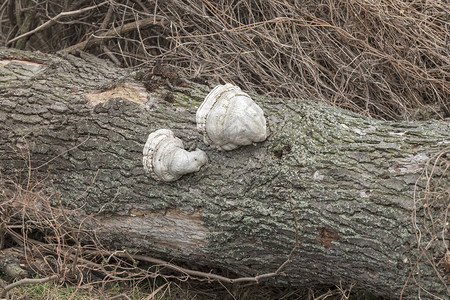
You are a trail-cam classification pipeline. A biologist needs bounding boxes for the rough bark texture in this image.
[0,48,449,298]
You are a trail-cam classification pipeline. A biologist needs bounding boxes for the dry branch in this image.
[0,274,59,298]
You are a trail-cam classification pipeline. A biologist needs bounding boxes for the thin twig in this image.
[31,135,90,170]
[0,274,59,298]
[59,17,166,53]
[6,2,108,45]
[109,293,132,300]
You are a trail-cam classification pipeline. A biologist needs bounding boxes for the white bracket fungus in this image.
[143,129,208,182]
[196,83,267,151]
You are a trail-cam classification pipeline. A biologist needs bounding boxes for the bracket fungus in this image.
[196,83,267,151]
[142,129,208,182]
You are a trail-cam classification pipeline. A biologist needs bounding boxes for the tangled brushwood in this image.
[1,0,449,120]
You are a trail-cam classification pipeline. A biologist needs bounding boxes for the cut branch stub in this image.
[142,129,208,182]
[196,83,267,151]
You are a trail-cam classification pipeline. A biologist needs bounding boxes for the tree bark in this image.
[0,48,448,299]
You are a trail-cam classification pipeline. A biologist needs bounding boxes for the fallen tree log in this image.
[0,48,448,299]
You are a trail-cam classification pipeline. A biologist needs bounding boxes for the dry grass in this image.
[2,278,359,300]
[0,0,448,120]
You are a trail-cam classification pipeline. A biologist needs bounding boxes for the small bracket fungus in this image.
[196,83,267,151]
[143,129,208,182]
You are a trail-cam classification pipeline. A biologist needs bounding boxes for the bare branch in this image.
[59,17,167,53]
[0,274,59,298]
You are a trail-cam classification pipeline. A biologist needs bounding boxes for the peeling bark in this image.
[0,48,449,299]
